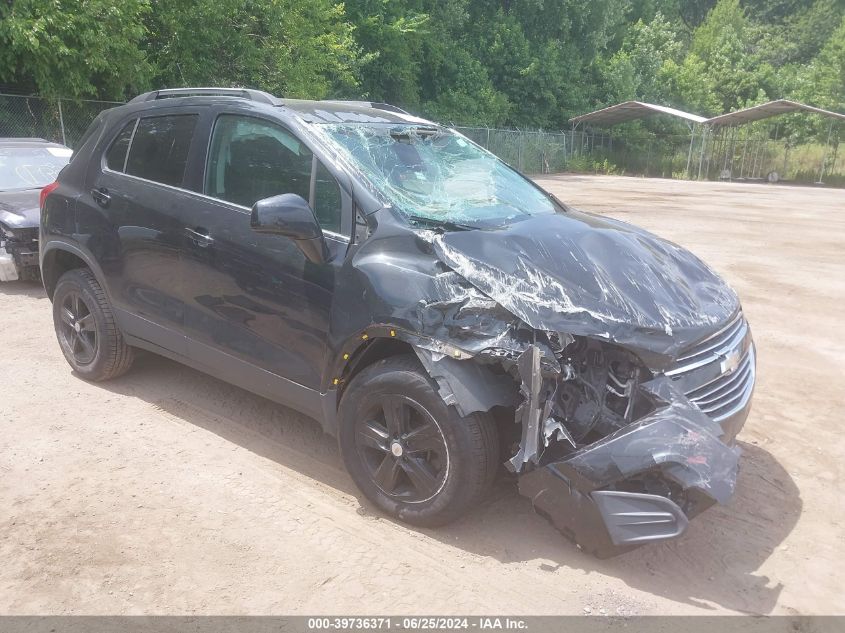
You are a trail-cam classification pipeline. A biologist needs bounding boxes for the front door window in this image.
[205,115,342,233]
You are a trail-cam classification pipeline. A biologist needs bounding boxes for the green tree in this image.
[465,0,627,127]
[601,13,683,104]
[795,16,845,111]
[0,0,151,98]
[668,0,776,113]
[342,0,430,107]
[145,0,360,99]
[677,0,717,28]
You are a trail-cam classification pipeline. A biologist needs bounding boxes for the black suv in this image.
[41,88,755,557]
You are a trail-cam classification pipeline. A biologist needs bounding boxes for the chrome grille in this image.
[666,311,756,424]
[685,346,755,422]
[666,311,746,376]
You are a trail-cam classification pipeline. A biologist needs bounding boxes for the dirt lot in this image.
[1,175,843,615]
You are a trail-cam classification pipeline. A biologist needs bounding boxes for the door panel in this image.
[84,170,187,343]
[180,198,342,388]
[77,112,200,355]
[178,112,348,390]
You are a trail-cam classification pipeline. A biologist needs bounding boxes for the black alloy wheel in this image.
[338,355,500,527]
[355,394,449,503]
[52,268,135,381]
[57,290,98,365]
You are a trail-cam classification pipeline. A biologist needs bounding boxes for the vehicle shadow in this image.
[96,351,798,615]
[435,440,799,614]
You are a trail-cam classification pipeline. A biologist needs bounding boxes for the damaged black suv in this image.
[41,88,755,556]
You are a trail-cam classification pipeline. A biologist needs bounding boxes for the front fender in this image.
[325,325,520,416]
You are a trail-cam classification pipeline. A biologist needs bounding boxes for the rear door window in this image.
[125,114,198,187]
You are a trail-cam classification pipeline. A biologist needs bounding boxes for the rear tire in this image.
[339,354,499,527]
[52,268,134,381]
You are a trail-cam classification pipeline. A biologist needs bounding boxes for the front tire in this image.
[339,355,499,527]
[52,268,134,381]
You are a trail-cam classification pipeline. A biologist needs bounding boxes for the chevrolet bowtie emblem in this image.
[720,347,742,375]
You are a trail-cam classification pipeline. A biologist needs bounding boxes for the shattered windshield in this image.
[320,125,558,226]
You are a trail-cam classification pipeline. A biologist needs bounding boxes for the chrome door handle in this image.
[91,188,110,207]
[185,227,214,247]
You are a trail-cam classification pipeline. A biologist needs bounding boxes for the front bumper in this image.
[0,224,39,277]
[518,369,754,558]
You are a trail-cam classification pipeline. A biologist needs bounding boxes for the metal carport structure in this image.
[705,99,845,126]
[568,99,845,184]
[569,101,707,127]
[703,100,845,183]
[568,101,708,178]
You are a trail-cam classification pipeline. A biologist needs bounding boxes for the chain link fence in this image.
[454,126,703,178]
[691,124,843,186]
[1,94,841,186]
[454,126,572,173]
[0,94,123,148]
[456,124,843,185]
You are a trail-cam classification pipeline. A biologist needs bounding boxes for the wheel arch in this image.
[41,242,105,301]
[338,336,417,400]
[323,326,518,436]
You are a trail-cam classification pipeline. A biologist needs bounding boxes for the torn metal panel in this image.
[543,417,576,449]
[414,347,518,417]
[507,345,544,472]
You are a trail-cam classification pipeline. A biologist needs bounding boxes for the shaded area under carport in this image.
[568,99,845,184]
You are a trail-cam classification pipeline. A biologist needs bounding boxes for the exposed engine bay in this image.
[518,337,650,464]
[415,324,752,557]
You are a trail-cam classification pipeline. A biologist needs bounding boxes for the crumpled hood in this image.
[0,189,41,230]
[429,210,739,358]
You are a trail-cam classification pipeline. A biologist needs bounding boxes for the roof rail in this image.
[128,87,278,105]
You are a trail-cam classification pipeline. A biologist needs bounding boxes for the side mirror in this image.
[250,193,329,264]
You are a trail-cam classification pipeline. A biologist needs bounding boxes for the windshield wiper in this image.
[390,126,442,142]
[408,215,476,232]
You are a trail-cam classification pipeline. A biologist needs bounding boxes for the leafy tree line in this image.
[0,0,842,133]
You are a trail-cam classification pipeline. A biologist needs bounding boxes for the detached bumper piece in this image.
[519,468,690,558]
[518,377,745,558]
[594,490,689,546]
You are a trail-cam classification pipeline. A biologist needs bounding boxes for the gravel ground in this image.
[1,175,843,615]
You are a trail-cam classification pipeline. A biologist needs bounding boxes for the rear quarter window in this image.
[125,114,198,187]
[105,120,137,172]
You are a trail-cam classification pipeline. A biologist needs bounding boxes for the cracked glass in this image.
[320,125,558,226]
